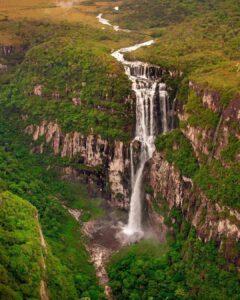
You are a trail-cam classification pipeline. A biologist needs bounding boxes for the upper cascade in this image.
[95,14,176,239]
[127,64,164,79]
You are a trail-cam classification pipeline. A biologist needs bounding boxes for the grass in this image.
[185,90,219,129]
[116,0,240,100]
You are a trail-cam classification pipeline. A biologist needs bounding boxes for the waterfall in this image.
[96,14,175,238]
[112,43,173,238]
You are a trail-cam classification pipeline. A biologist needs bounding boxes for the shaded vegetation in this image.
[0,109,105,299]
[108,215,240,300]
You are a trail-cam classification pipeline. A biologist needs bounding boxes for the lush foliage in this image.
[0,191,42,300]
[0,109,105,299]
[1,35,133,140]
[155,129,199,178]
[194,161,240,209]
[108,222,240,300]
[184,91,219,129]
[121,0,240,98]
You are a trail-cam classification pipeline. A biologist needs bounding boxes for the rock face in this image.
[144,78,240,263]
[148,151,240,263]
[180,81,240,163]
[25,121,130,208]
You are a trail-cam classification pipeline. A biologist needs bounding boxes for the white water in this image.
[112,42,171,237]
[97,13,130,32]
[98,14,172,239]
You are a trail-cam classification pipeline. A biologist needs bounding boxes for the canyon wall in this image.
[147,152,240,263]
[146,80,240,264]
[180,81,240,163]
[25,122,131,209]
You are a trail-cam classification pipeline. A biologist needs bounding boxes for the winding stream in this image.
[97,14,172,240]
[63,12,176,298]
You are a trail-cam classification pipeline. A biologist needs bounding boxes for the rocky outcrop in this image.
[189,81,221,113]
[179,81,240,163]
[34,85,43,96]
[25,121,130,208]
[147,151,240,263]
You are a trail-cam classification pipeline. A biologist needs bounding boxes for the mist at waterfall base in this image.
[96,13,174,242]
[112,45,173,243]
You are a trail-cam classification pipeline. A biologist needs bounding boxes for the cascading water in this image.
[112,45,174,239]
[96,13,174,239]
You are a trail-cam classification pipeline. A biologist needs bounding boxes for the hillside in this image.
[0,1,240,299]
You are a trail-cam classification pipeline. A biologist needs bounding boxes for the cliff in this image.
[179,81,240,164]
[146,79,240,264]
[25,121,131,208]
[148,152,240,263]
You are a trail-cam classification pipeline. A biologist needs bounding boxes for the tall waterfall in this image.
[96,13,175,238]
[112,44,174,237]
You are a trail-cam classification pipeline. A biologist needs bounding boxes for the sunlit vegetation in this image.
[0,22,135,140]
[119,0,240,98]
[0,0,240,299]
[0,191,42,300]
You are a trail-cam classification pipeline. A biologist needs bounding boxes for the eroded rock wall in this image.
[179,81,240,163]
[25,122,130,208]
[147,145,240,263]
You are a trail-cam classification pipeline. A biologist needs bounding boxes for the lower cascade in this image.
[112,43,174,239]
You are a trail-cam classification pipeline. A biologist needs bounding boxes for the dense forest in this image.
[0,0,239,299]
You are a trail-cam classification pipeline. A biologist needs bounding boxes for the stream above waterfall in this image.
[79,14,176,298]
[95,13,176,241]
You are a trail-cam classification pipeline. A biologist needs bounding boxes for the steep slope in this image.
[0,110,105,299]
[0,1,240,299]
[0,191,45,300]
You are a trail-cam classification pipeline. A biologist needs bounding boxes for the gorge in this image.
[0,1,240,299]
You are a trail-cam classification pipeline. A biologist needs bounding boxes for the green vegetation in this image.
[221,135,240,162]
[155,129,240,208]
[108,217,240,300]
[1,33,133,140]
[155,129,199,178]
[0,109,105,299]
[194,161,240,208]
[119,0,240,97]
[0,191,42,300]
[0,1,240,299]
[185,91,219,129]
